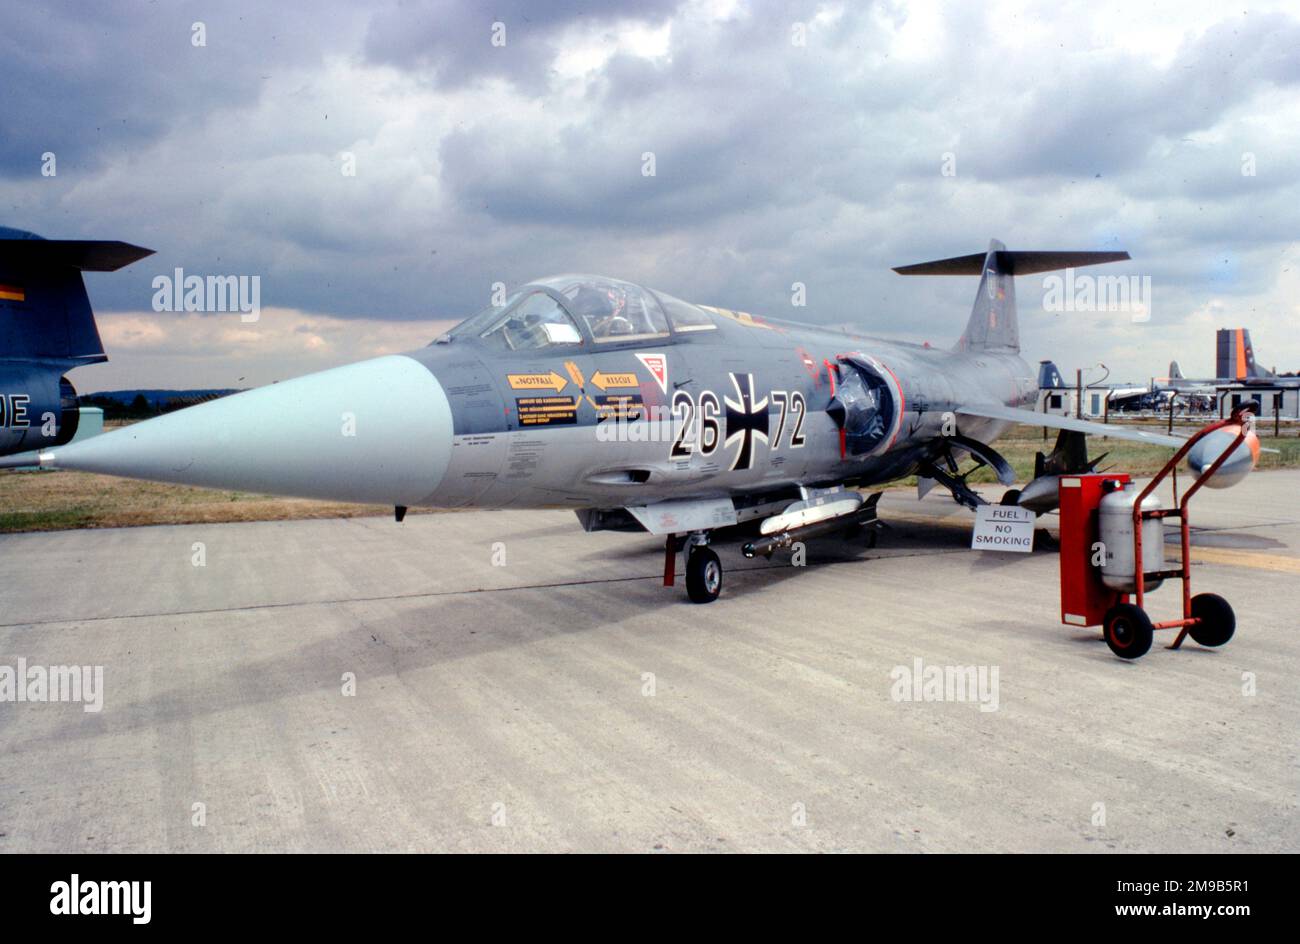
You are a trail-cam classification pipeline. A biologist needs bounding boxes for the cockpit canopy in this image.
[445,275,717,352]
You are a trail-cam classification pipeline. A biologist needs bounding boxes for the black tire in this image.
[999,489,1021,506]
[686,547,722,604]
[1103,603,1154,660]
[1188,593,1235,647]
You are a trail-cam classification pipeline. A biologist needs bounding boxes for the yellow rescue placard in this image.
[589,370,639,391]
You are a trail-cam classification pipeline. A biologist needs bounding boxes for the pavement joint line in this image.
[0,546,968,630]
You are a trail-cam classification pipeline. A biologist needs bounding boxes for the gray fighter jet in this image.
[33,239,1246,602]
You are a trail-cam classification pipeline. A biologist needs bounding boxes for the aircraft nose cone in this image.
[43,355,454,505]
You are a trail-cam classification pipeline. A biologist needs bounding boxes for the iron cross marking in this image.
[724,372,770,471]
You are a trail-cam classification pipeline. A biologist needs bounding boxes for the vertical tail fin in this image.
[1216,327,1273,380]
[0,227,153,364]
[892,241,1130,355]
[1169,360,1185,380]
[1037,359,1066,389]
[961,239,1017,353]
[1240,329,1272,378]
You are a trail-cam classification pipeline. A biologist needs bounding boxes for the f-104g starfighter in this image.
[27,240,1257,602]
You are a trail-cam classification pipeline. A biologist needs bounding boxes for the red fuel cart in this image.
[1058,411,1251,659]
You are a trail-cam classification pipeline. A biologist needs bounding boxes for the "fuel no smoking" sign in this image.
[971,505,1036,553]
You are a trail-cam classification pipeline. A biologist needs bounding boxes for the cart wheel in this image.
[1188,593,1235,648]
[1103,603,1154,660]
[685,546,722,604]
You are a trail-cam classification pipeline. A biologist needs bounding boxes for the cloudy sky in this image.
[3,0,1298,391]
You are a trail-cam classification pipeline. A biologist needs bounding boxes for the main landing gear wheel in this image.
[1102,603,1154,660]
[1188,593,1236,648]
[686,546,722,604]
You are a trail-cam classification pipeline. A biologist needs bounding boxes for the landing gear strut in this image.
[920,435,1017,510]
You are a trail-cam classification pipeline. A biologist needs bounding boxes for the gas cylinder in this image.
[1098,482,1164,592]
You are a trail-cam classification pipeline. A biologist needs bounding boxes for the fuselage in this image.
[405,303,1036,511]
[35,275,1037,512]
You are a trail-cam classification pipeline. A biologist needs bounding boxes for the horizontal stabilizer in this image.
[957,403,1186,448]
[894,250,1129,277]
[0,237,154,271]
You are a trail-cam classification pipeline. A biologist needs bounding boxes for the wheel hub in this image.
[704,562,720,593]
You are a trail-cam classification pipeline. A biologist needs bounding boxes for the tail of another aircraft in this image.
[1169,360,1185,381]
[1216,327,1273,380]
[1037,359,1066,389]
[893,240,1130,355]
[0,226,153,366]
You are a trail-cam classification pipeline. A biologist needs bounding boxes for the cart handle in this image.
[1131,407,1253,607]
[1132,407,1253,514]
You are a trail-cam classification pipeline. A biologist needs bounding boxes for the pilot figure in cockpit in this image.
[570,283,636,339]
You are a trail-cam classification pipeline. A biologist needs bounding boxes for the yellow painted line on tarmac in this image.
[881,510,973,530]
[1178,546,1300,574]
[886,509,1300,572]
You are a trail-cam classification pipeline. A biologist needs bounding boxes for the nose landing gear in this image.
[686,545,723,604]
[663,532,723,603]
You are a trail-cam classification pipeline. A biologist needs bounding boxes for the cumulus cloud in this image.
[90,309,455,390]
[1,0,1297,390]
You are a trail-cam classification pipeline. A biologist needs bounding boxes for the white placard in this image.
[627,498,737,535]
[971,504,1035,553]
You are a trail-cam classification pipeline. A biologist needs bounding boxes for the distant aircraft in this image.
[0,227,153,457]
[1162,328,1299,393]
[1037,360,1171,415]
[29,239,1257,601]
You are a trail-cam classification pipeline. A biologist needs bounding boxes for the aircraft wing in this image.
[956,403,1187,448]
